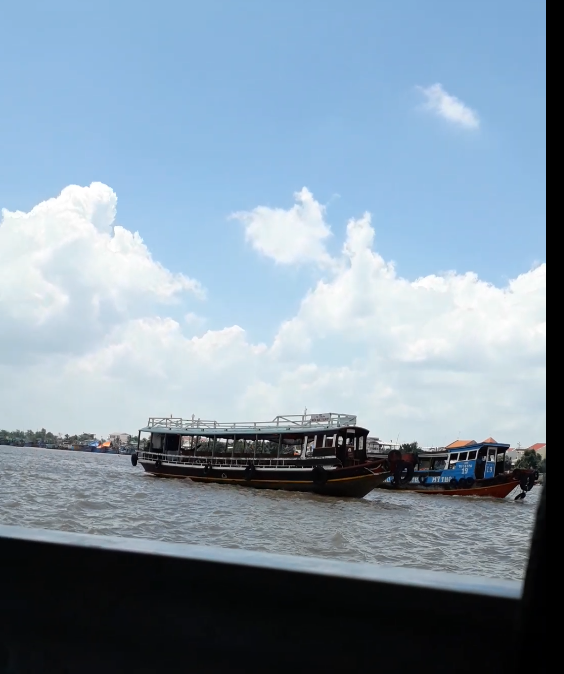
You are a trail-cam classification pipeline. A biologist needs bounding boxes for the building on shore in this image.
[528,443,546,459]
[109,432,132,446]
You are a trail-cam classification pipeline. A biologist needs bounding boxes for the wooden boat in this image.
[131,413,390,498]
[375,442,538,500]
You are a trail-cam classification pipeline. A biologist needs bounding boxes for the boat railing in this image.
[138,451,331,468]
[145,413,357,433]
[367,444,447,455]
[420,446,448,453]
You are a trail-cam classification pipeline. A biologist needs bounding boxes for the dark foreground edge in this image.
[0,523,525,674]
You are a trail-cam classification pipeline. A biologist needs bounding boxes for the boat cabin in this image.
[138,414,370,468]
[383,442,511,486]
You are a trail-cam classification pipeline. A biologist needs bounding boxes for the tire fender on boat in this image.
[131,453,138,467]
[312,465,328,485]
[393,460,414,487]
[244,464,256,481]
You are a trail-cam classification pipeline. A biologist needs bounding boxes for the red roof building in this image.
[446,440,476,449]
[528,443,546,451]
[527,443,547,458]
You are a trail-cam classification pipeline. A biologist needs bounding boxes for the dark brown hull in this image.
[139,460,390,498]
[377,478,522,499]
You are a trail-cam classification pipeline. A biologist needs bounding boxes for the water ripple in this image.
[0,446,540,579]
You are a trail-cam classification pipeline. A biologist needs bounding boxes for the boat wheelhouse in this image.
[131,413,390,498]
[375,441,538,499]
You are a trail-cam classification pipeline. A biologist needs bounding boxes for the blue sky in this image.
[0,1,546,441]
[1,1,546,336]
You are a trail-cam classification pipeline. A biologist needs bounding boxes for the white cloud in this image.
[417,83,480,130]
[230,187,333,266]
[0,185,545,447]
[0,182,203,363]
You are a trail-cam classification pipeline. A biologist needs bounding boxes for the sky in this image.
[0,0,546,446]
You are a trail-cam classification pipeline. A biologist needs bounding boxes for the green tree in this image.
[400,442,420,455]
[516,449,543,471]
[539,458,546,474]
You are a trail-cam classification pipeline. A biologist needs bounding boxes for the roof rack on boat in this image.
[142,413,358,435]
[367,438,448,454]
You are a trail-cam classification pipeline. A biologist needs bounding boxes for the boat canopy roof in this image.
[445,442,510,453]
[139,413,368,438]
[417,442,510,458]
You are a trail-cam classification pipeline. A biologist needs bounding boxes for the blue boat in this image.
[376,441,538,500]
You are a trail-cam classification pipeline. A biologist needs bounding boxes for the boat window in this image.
[496,452,505,462]
[418,458,432,470]
[264,439,279,457]
[468,451,477,460]
[152,434,163,450]
[449,453,458,467]
[487,448,496,461]
[432,458,446,470]
[458,452,468,461]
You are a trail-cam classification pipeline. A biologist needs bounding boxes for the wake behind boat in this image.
[131,413,390,498]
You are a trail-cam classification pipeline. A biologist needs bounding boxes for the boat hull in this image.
[139,460,390,498]
[377,478,522,499]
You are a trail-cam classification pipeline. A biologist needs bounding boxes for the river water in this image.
[0,445,540,580]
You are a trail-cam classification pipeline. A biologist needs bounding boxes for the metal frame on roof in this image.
[139,413,362,437]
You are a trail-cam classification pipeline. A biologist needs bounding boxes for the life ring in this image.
[312,465,328,485]
[244,464,256,481]
[131,453,138,467]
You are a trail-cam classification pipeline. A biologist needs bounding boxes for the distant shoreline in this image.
[0,443,135,455]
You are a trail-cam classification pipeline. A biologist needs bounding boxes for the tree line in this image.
[1,429,103,445]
